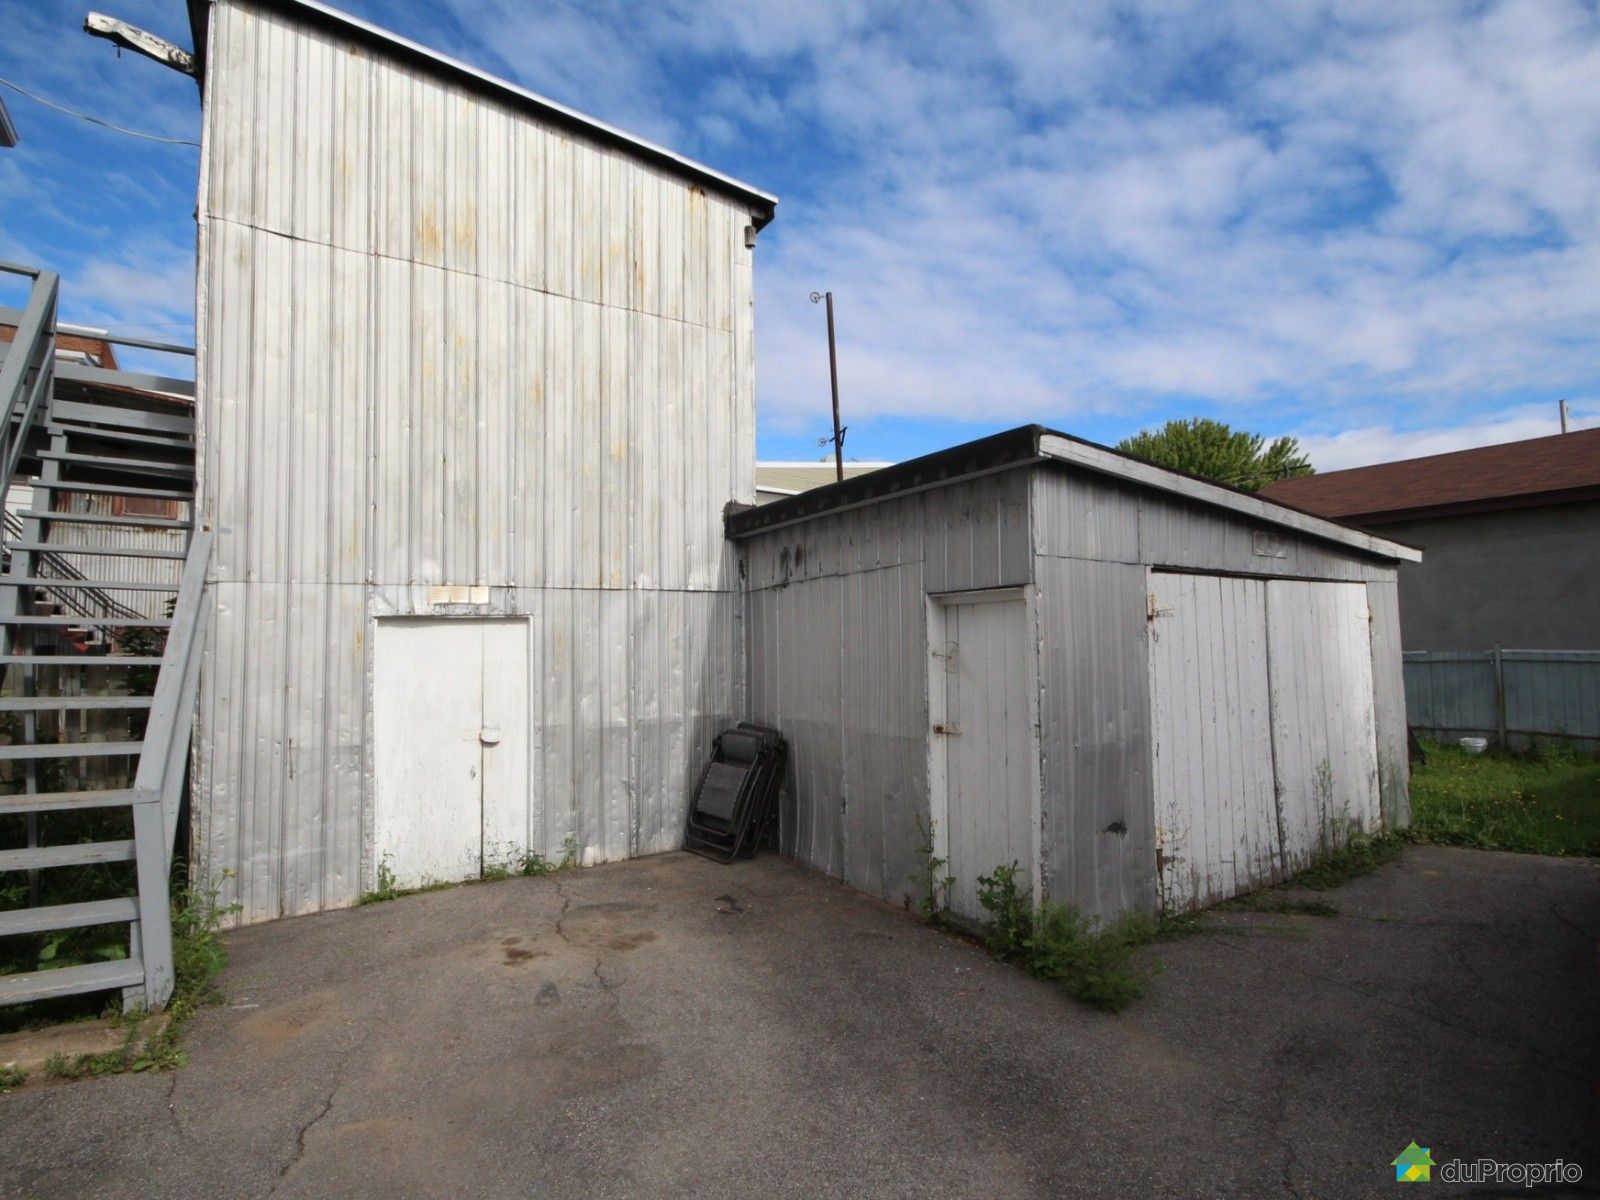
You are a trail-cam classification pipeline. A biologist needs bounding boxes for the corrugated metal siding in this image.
[743,473,1032,905]
[194,1,758,923]
[741,464,1410,921]
[1366,579,1410,823]
[41,498,185,619]
[1033,465,1394,582]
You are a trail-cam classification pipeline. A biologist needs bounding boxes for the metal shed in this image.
[187,0,776,923]
[727,427,1421,920]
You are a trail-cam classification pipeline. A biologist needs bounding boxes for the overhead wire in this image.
[0,75,198,147]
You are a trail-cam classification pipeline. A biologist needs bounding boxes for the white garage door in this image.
[1266,580,1382,871]
[1148,572,1380,913]
[373,618,529,890]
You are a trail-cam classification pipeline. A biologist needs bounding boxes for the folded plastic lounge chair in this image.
[684,722,787,863]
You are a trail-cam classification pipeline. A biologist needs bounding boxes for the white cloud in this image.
[1299,400,1600,471]
[9,0,1598,462]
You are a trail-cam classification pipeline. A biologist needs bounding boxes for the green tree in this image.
[1116,418,1313,492]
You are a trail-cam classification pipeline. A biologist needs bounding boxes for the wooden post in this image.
[1492,644,1507,749]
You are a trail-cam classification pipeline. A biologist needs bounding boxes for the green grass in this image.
[1410,740,1600,857]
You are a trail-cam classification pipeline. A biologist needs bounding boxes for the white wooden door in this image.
[1266,580,1380,871]
[1148,573,1281,912]
[373,619,529,890]
[934,594,1037,923]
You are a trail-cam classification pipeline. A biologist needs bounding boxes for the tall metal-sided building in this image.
[187,0,775,922]
[177,1,1418,932]
[728,428,1420,919]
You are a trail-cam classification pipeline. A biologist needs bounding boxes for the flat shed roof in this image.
[726,425,1422,563]
[186,0,779,227]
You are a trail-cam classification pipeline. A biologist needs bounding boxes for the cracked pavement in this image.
[0,846,1594,1199]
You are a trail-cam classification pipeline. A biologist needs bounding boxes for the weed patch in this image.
[1409,741,1600,857]
[362,838,583,907]
[1282,829,1406,889]
[0,1063,25,1091]
[907,818,953,924]
[1222,892,1340,917]
[974,863,1191,1013]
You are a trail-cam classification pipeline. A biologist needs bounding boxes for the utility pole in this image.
[810,291,845,482]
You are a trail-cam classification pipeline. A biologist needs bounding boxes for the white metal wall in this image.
[1147,571,1384,912]
[193,1,761,922]
[740,464,1410,922]
[743,472,1034,905]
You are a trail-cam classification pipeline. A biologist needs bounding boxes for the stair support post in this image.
[130,791,174,1008]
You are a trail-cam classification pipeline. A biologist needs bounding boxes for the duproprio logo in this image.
[1393,1143,1435,1182]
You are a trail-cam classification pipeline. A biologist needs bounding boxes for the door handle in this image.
[480,726,503,746]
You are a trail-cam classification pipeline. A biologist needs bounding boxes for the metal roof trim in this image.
[727,424,1422,563]
[1035,433,1422,563]
[186,0,779,227]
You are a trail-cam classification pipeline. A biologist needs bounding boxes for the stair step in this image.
[2,575,179,591]
[0,840,135,871]
[0,656,164,666]
[0,957,144,1006]
[0,741,143,761]
[36,451,194,477]
[0,788,143,813]
[50,422,194,450]
[48,398,194,437]
[17,510,192,530]
[7,541,186,560]
[0,696,152,711]
[0,896,139,937]
[2,616,169,628]
[29,480,193,501]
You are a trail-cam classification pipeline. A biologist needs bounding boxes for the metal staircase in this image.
[0,261,210,1012]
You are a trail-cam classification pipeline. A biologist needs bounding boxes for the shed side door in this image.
[1148,572,1281,913]
[939,595,1036,922]
[1266,580,1381,871]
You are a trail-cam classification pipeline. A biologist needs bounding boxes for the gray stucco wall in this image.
[1373,501,1600,651]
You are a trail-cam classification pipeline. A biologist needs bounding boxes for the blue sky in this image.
[2,0,1597,469]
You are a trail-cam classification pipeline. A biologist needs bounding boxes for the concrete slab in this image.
[0,1012,170,1085]
[0,846,1594,1199]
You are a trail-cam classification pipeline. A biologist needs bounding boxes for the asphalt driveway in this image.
[2,845,1596,1199]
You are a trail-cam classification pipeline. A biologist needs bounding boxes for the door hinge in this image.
[1146,593,1174,621]
[932,723,961,736]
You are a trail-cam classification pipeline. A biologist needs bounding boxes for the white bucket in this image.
[1459,736,1489,755]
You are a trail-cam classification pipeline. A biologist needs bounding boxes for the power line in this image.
[0,76,198,147]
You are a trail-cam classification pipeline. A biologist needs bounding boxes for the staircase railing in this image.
[0,263,58,493]
[2,510,147,625]
[125,529,212,1006]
